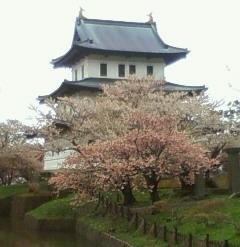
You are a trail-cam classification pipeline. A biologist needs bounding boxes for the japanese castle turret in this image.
[39,11,206,171]
[38,11,205,102]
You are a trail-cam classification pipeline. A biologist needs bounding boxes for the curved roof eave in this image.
[51,46,77,68]
[38,78,206,103]
[148,23,189,54]
[51,51,72,66]
[37,79,101,103]
[51,18,189,68]
[52,45,188,68]
[51,18,80,67]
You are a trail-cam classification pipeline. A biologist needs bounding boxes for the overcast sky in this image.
[0,0,239,124]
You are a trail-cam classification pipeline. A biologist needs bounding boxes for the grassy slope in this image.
[17,174,237,246]
[104,186,240,245]
[79,204,168,247]
[27,196,167,247]
[27,197,76,219]
[0,184,28,199]
[130,189,240,245]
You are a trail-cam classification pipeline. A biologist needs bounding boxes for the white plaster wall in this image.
[72,57,88,80]
[72,55,165,80]
[44,150,76,171]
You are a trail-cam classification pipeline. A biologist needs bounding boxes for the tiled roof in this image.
[38,78,206,102]
[52,18,188,67]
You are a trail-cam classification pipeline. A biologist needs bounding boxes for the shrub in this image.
[28,182,40,193]
[194,199,225,213]
[185,212,229,227]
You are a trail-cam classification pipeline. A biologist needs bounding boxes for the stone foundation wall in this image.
[24,215,76,232]
[0,197,11,216]
[1,194,133,246]
[76,219,133,247]
[11,193,52,218]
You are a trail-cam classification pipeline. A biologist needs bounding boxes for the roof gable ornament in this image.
[79,7,86,19]
[147,12,154,23]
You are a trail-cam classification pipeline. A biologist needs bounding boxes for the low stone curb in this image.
[11,193,52,218]
[0,197,11,216]
[24,214,76,232]
[76,219,133,247]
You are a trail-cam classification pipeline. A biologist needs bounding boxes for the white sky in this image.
[0,0,239,123]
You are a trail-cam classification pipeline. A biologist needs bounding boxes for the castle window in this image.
[100,63,107,76]
[81,65,84,79]
[147,65,153,76]
[118,64,125,77]
[74,69,78,80]
[129,65,136,75]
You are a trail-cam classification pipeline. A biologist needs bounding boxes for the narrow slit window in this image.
[74,69,78,80]
[118,64,125,77]
[81,65,84,79]
[129,65,136,75]
[100,63,107,76]
[147,65,153,76]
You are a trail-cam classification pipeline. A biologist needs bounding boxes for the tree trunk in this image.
[179,177,194,194]
[205,170,217,188]
[194,172,206,198]
[226,148,240,193]
[179,164,194,194]
[1,175,7,186]
[144,172,160,204]
[121,181,136,206]
[149,185,160,203]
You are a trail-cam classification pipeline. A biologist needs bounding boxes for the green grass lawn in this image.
[0,182,52,199]
[10,174,237,246]
[26,195,167,247]
[0,184,28,199]
[132,191,240,245]
[101,187,240,245]
[79,203,168,247]
[27,196,76,220]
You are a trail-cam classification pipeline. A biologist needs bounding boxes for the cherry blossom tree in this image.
[0,120,43,185]
[50,140,137,205]
[39,78,234,159]
[50,113,215,204]
[37,77,236,198]
[107,113,214,203]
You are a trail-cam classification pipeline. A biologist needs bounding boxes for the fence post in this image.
[151,222,157,238]
[205,234,209,247]
[105,198,108,208]
[143,218,146,234]
[154,222,157,238]
[111,202,114,214]
[101,194,104,204]
[127,207,131,221]
[224,240,229,247]
[135,213,139,229]
[150,222,157,238]
[114,202,118,215]
[188,233,193,247]
[174,227,178,244]
[108,201,112,214]
[98,192,100,202]
[163,225,167,242]
[117,193,120,202]
[107,200,111,214]
[120,205,124,217]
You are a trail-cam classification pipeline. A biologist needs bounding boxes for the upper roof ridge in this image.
[80,18,154,27]
[53,16,188,68]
